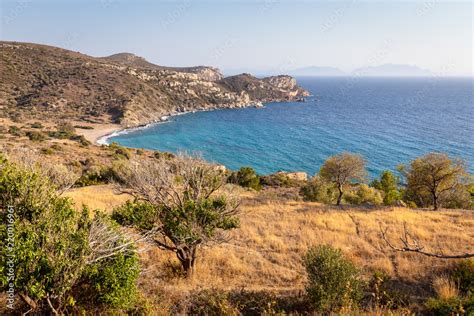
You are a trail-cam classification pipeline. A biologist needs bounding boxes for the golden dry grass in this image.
[64,184,131,212]
[65,185,474,309]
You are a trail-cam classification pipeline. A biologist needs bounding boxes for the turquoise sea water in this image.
[110,77,473,177]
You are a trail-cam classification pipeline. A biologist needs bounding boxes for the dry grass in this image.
[65,185,474,310]
[432,275,459,299]
[64,184,131,212]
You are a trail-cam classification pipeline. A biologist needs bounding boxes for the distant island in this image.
[225,63,435,77]
[352,63,433,77]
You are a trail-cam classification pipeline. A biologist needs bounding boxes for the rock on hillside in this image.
[218,73,310,102]
[0,41,309,127]
[102,53,223,82]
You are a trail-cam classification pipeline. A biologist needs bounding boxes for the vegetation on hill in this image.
[1,144,472,314]
[0,41,309,127]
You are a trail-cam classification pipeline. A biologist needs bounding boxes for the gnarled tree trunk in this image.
[176,245,197,278]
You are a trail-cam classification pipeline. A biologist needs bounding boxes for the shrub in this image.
[30,122,44,129]
[228,166,262,191]
[49,122,77,139]
[367,271,408,310]
[344,184,383,205]
[26,130,47,142]
[300,176,336,203]
[112,200,157,230]
[154,151,175,160]
[228,290,285,315]
[109,142,131,160]
[452,259,474,295]
[41,147,54,155]
[0,155,140,314]
[81,250,140,309]
[425,296,474,315]
[8,125,23,136]
[185,289,238,316]
[70,134,91,147]
[370,170,401,205]
[303,244,362,313]
[76,165,119,186]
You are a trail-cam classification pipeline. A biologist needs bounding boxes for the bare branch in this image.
[380,223,474,259]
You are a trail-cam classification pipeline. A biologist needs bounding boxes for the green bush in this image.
[76,165,119,186]
[112,200,157,230]
[453,259,474,295]
[41,147,54,155]
[425,295,474,315]
[228,166,262,191]
[344,184,383,205]
[30,122,44,129]
[300,176,336,203]
[186,289,238,316]
[0,155,140,314]
[26,130,47,142]
[370,170,401,205]
[70,134,91,147]
[154,151,175,160]
[49,122,76,139]
[8,125,23,136]
[81,249,140,309]
[109,142,131,160]
[303,244,363,313]
[367,271,408,310]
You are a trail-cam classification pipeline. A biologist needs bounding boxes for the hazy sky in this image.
[1,0,472,75]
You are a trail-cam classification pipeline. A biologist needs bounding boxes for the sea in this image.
[108,77,474,178]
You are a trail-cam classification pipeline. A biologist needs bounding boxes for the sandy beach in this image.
[75,123,121,145]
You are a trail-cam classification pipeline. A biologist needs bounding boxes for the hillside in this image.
[62,184,473,314]
[0,41,309,127]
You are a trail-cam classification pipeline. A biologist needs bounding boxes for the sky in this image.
[0,0,472,75]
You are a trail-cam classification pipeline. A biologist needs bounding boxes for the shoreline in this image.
[89,101,271,146]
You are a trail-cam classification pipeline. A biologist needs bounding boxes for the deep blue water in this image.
[110,77,474,177]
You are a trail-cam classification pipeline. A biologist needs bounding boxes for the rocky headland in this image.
[0,41,309,128]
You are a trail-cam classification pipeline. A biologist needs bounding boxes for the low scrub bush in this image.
[184,289,238,316]
[76,164,120,186]
[228,166,262,191]
[452,259,474,295]
[30,122,44,129]
[260,173,301,188]
[370,170,401,205]
[8,125,23,136]
[367,271,409,310]
[49,122,76,139]
[344,184,383,205]
[303,244,363,313]
[26,130,47,142]
[0,156,140,314]
[425,296,474,315]
[300,176,336,203]
[153,151,175,160]
[109,142,131,160]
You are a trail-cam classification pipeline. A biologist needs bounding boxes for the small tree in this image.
[399,153,466,210]
[319,152,367,205]
[303,244,362,313]
[114,154,240,278]
[370,170,401,205]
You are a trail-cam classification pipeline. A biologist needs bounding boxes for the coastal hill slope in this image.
[0,41,309,127]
